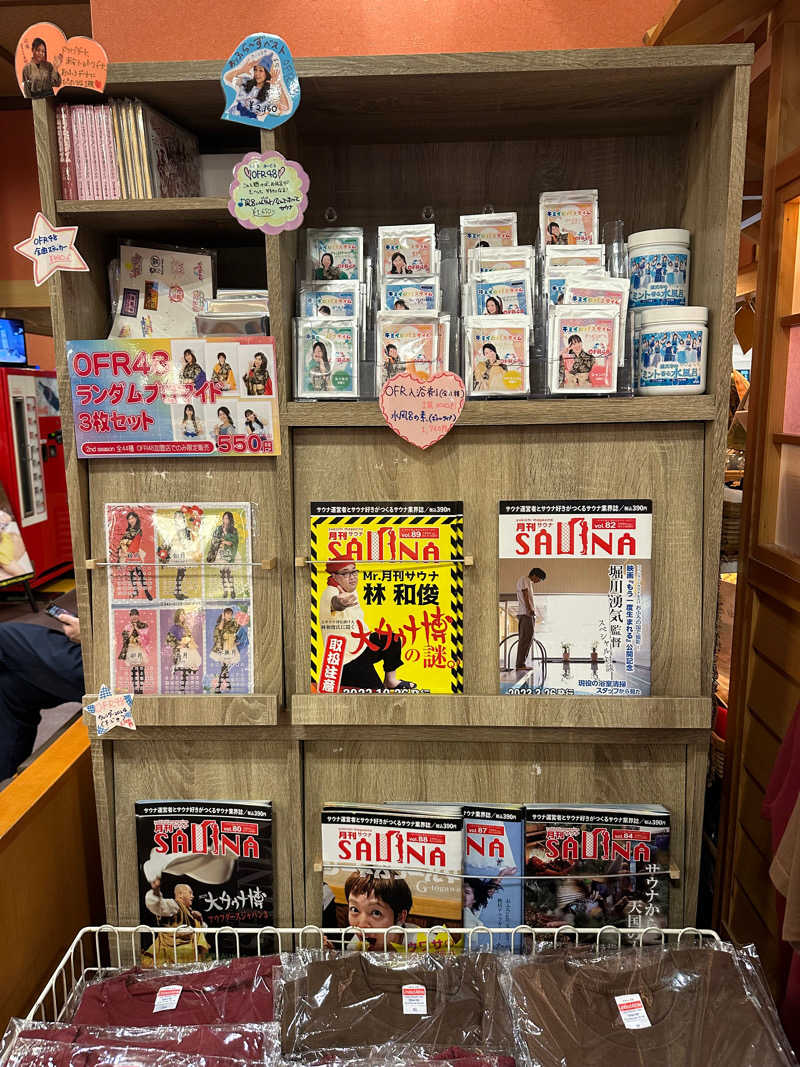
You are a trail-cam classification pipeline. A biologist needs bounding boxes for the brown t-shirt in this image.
[280,953,513,1056]
[510,946,794,1066]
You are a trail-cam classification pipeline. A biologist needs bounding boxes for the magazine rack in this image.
[30,47,751,932]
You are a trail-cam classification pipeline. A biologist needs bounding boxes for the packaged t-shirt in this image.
[279,952,513,1056]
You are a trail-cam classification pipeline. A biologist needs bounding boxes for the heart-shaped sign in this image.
[379,370,466,450]
[15,21,108,99]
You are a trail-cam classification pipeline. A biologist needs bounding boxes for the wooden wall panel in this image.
[303,133,686,236]
[729,881,781,993]
[747,652,800,739]
[303,740,690,927]
[292,423,704,697]
[111,738,301,928]
[742,710,781,791]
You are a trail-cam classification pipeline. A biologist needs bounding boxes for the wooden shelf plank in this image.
[773,432,800,445]
[286,395,717,427]
[81,693,278,734]
[292,694,711,731]
[55,198,252,239]
[779,313,800,329]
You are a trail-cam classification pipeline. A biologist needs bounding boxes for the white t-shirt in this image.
[516,574,534,616]
[320,583,367,665]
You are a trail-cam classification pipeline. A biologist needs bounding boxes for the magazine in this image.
[463,805,524,946]
[321,803,463,952]
[135,799,272,965]
[106,502,254,695]
[498,500,652,696]
[309,502,464,694]
[524,803,670,930]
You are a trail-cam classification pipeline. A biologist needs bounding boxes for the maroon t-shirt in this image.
[6,1039,248,1067]
[16,1023,279,1063]
[72,957,278,1025]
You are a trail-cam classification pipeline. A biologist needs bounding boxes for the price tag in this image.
[402,983,428,1015]
[153,984,182,1013]
[614,993,651,1029]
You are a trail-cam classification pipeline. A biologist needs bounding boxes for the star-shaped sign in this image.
[14,211,89,286]
[84,683,136,736]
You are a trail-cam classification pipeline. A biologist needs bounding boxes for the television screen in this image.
[0,318,26,366]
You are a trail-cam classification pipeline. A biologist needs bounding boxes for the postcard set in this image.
[376,312,442,388]
[106,502,254,696]
[563,276,631,366]
[294,318,359,398]
[378,224,438,277]
[305,228,364,281]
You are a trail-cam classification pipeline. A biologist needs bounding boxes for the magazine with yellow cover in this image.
[310,502,463,694]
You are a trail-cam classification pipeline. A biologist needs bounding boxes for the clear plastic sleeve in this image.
[539,190,599,247]
[305,229,364,282]
[276,951,514,1058]
[377,225,437,278]
[375,312,441,388]
[459,215,518,279]
[294,317,359,399]
[4,1021,281,1064]
[462,316,530,398]
[293,1042,516,1067]
[71,955,280,1025]
[505,941,797,1066]
[3,1038,253,1067]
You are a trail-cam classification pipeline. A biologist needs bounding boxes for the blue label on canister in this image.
[638,327,704,387]
[630,253,689,307]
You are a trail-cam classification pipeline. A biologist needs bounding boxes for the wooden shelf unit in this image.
[32,45,751,932]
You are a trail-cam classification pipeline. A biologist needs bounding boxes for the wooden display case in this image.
[31,46,751,929]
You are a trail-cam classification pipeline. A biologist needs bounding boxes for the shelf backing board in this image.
[30,46,752,930]
[302,737,700,928]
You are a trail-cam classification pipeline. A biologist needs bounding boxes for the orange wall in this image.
[0,110,41,280]
[90,0,666,61]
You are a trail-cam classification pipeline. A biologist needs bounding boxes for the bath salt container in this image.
[628,228,691,308]
[635,306,708,395]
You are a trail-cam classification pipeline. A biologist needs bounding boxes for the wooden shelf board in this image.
[779,313,800,329]
[102,48,753,144]
[55,198,261,241]
[82,693,278,735]
[285,395,717,427]
[291,694,712,731]
[773,433,800,446]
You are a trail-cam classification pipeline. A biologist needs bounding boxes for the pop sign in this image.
[15,21,107,98]
[228,150,309,235]
[379,371,466,449]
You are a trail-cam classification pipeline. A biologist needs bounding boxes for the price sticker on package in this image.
[228,150,309,235]
[402,983,428,1015]
[614,993,651,1029]
[153,984,183,1013]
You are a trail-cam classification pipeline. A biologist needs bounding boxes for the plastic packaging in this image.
[299,280,360,319]
[459,214,518,276]
[545,244,605,270]
[294,318,359,399]
[375,312,441,387]
[628,228,691,308]
[563,276,630,367]
[635,305,708,395]
[380,277,441,313]
[548,304,621,395]
[506,941,796,1066]
[462,315,530,397]
[4,1021,281,1064]
[276,952,514,1057]
[540,190,599,247]
[306,228,364,282]
[464,270,533,318]
[71,956,280,1025]
[3,1037,254,1067]
[466,245,534,279]
[378,225,437,277]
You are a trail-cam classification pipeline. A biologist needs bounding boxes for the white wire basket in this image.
[25,923,722,1026]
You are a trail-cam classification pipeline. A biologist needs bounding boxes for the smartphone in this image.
[46,603,72,620]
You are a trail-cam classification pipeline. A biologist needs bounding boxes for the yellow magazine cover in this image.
[310,502,463,694]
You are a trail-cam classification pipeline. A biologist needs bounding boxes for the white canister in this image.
[628,228,690,308]
[635,306,708,395]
